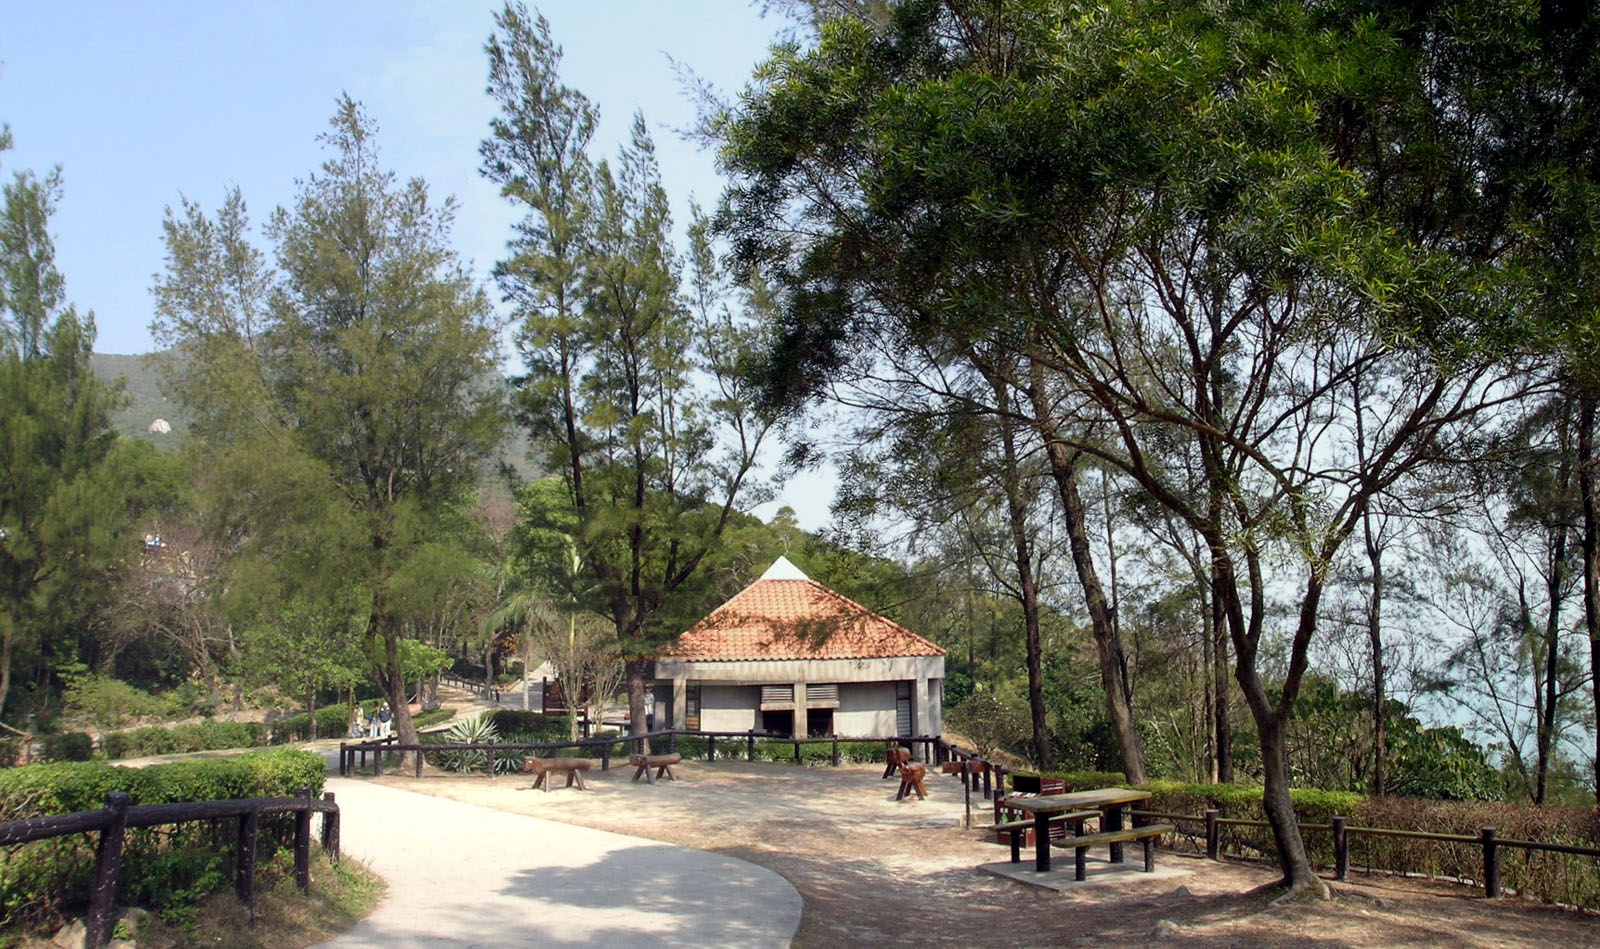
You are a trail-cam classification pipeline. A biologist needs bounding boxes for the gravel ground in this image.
[361,758,1596,948]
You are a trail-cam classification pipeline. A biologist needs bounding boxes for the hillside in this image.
[90,352,538,479]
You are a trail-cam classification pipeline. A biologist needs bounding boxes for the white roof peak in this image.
[758,555,810,581]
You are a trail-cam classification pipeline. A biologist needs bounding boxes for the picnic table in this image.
[1001,787,1151,873]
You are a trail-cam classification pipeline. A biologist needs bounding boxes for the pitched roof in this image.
[662,557,946,662]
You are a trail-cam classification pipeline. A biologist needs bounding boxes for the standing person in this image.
[378,702,392,739]
[644,691,656,732]
[366,705,377,739]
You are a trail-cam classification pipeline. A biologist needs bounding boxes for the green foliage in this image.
[486,710,570,741]
[947,692,1029,758]
[61,673,165,728]
[99,721,268,759]
[0,751,324,928]
[38,732,91,762]
[423,714,512,774]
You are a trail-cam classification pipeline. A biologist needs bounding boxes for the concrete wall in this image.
[699,684,759,732]
[835,681,898,737]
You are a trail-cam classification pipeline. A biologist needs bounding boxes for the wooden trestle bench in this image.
[521,757,591,792]
[631,753,682,784]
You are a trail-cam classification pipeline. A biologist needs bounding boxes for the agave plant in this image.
[431,714,503,774]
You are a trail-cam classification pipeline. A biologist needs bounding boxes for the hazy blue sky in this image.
[4,2,839,526]
[2,1,783,355]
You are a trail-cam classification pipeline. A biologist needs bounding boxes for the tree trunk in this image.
[1362,508,1386,796]
[1212,544,1327,899]
[1535,526,1567,805]
[1201,579,1216,782]
[306,682,318,741]
[1578,391,1600,803]
[0,629,12,723]
[626,656,649,755]
[1212,574,1233,783]
[1047,444,1147,784]
[987,367,1052,768]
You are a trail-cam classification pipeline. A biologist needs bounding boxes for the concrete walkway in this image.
[312,777,802,949]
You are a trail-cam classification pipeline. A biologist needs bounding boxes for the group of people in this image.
[349,701,393,739]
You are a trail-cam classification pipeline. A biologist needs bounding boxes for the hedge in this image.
[100,721,269,760]
[0,751,325,930]
[1016,770,1600,908]
[484,710,571,741]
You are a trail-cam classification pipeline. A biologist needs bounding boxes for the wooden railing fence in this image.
[0,788,339,949]
[1131,807,1600,901]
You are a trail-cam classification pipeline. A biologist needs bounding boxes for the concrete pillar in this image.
[914,675,930,738]
[671,675,688,730]
[792,680,809,738]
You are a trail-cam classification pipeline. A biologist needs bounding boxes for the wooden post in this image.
[541,676,548,714]
[1034,810,1051,872]
[1332,816,1348,881]
[416,747,425,778]
[1205,809,1220,860]
[793,739,801,765]
[374,748,383,778]
[668,731,677,754]
[600,741,610,772]
[962,761,972,829]
[87,791,130,949]
[1481,827,1500,898]
[338,742,347,777]
[294,788,312,893]
[237,809,260,915]
[747,730,755,762]
[321,792,339,863]
[707,735,716,761]
[982,766,992,800]
[832,734,841,767]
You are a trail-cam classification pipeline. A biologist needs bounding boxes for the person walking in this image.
[378,701,393,739]
[365,705,377,738]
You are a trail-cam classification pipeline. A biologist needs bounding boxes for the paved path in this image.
[312,776,802,949]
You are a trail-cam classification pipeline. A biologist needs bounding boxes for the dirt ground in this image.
[367,758,1594,948]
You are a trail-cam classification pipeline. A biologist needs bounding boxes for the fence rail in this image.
[0,788,338,949]
[1127,807,1600,900]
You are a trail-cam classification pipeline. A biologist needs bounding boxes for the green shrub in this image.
[0,752,324,930]
[278,706,357,742]
[485,710,570,741]
[412,708,455,731]
[62,675,165,728]
[100,722,269,760]
[39,733,93,763]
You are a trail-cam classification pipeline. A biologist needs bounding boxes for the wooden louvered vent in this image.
[805,683,839,707]
[760,684,795,708]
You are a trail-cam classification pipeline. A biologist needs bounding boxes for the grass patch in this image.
[106,850,384,949]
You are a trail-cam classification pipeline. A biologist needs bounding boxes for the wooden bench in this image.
[1051,823,1174,880]
[883,746,913,779]
[896,763,928,800]
[996,810,1101,863]
[521,757,592,792]
[631,752,682,784]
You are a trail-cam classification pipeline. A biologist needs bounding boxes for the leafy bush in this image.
[278,706,356,742]
[0,752,324,931]
[62,675,165,728]
[412,708,455,731]
[947,692,1030,757]
[39,733,93,763]
[485,710,570,741]
[100,722,268,760]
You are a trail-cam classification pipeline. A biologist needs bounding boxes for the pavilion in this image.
[652,557,946,739]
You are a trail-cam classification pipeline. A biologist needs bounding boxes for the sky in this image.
[2,0,839,527]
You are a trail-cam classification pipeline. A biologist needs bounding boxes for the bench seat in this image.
[996,810,1101,862]
[631,752,682,784]
[1050,823,1174,879]
[521,757,592,792]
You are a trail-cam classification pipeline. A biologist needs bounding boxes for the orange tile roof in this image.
[662,576,947,662]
